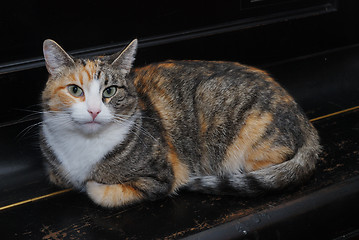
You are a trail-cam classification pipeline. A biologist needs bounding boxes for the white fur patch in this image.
[42,113,135,189]
[86,181,142,207]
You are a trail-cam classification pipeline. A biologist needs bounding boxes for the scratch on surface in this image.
[41,221,91,240]
[41,225,67,240]
[163,221,213,239]
[323,163,345,172]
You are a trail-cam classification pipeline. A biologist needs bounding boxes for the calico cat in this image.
[40,39,320,207]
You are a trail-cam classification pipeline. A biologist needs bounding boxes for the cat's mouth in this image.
[71,118,108,134]
[70,114,114,134]
[72,118,103,126]
[84,121,102,125]
[78,121,106,134]
[83,120,106,130]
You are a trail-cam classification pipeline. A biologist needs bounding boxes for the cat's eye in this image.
[103,86,117,98]
[67,85,84,97]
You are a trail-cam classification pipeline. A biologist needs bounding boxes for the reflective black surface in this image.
[0,0,340,65]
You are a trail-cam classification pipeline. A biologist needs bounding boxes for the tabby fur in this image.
[40,39,320,207]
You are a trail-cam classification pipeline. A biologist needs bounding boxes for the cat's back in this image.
[130,60,315,175]
[131,60,274,109]
[132,60,266,88]
[131,60,294,116]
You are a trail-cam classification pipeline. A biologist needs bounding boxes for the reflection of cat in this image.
[40,39,320,207]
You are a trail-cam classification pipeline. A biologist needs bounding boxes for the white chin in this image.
[79,122,105,134]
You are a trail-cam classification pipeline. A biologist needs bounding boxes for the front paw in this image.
[86,181,143,208]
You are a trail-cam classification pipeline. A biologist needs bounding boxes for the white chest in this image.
[42,117,133,188]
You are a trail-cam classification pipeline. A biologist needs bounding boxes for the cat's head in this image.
[42,39,138,134]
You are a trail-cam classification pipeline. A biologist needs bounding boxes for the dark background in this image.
[0,0,357,67]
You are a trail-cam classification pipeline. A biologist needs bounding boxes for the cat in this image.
[40,39,320,207]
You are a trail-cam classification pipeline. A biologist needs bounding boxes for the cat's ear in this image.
[43,39,75,75]
[110,39,138,75]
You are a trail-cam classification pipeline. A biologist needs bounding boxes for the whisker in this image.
[128,125,148,147]
[114,113,158,121]
[16,121,43,140]
[113,116,157,141]
[0,108,66,128]
[0,115,42,128]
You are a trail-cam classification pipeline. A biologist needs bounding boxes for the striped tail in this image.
[186,135,321,196]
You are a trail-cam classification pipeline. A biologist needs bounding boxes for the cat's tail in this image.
[186,133,321,196]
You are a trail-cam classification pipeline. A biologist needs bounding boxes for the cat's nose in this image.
[88,109,101,120]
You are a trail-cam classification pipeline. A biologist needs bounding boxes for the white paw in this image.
[86,181,142,207]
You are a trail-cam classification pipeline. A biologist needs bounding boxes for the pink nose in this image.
[88,109,101,120]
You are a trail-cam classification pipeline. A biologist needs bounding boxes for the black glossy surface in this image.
[185,175,359,240]
[0,0,339,66]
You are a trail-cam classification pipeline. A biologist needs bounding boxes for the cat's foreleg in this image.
[46,165,72,188]
[86,181,143,207]
[86,178,170,207]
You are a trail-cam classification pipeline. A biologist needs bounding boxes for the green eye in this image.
[67,85,83,97]
[103,86,117,98]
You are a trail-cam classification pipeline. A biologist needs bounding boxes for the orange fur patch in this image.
[167,141,190,192]
[276,94,294,104]
[44,61,99,111]
[224,111,292,173]
[246,143,292,171]
[158,62,175,68]
[86,181,143,207]
[133,65,157,94]
[198,111,208,135]
[246,65,270,76]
